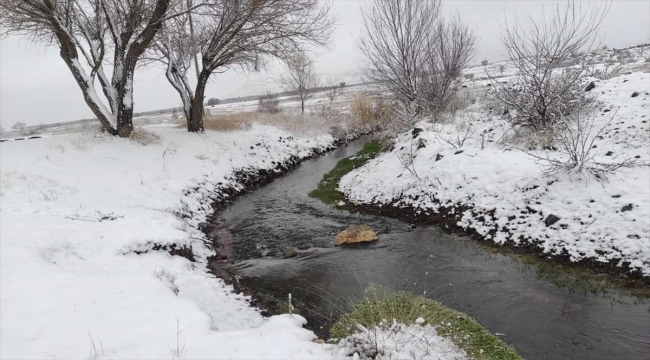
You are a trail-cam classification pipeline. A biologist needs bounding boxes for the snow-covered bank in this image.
[340,73,650,277]
[0,124,346,359]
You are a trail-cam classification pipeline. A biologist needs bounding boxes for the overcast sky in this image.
[1,0,649,128]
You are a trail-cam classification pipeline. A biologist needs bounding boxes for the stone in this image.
[283,246,298,258]
[631,91,639,98]
[584,81,596,92]
[334,224,378,246]
[412,128,423,139]
[544,214,561,227]
[435,154,444,162]
[621,204,633,212]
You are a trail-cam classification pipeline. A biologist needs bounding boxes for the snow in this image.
[0,124,338,358]
[0,122,470,359]
[338,322,467,360]
[340,72,650,276]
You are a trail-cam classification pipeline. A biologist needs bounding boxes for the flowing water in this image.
[215,138,649,360]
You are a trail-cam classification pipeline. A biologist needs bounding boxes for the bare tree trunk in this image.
[117,103,134,137]
[188,70,210,132]
[53,26,117,135]
[301,98,305,114]
[59,51,117,135]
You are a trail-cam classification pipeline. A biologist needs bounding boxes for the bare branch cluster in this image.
[523,108,647,182]
[151,0,334,130]
[490,1,610,130]
[359,0,477,115]
[258,92,281,114]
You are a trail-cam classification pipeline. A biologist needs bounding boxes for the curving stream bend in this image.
[212,139,650,360]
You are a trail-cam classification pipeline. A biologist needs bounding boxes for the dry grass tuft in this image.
[349,94,394,132]
[130,128,162,145]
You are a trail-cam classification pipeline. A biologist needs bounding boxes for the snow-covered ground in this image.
[0,124,341,358]
[0,122,471,359]
[340,72,650,276]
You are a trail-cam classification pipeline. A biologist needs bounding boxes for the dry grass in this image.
[202,113,254,132]
[349,94,394,132]
[130,128,162,145]
[198,112,340,137]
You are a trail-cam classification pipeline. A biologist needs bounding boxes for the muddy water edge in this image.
[204,138,650,360]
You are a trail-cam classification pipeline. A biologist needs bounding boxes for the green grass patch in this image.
[309,140,382,205]
[514,253,650,300]
[331,286,522,360]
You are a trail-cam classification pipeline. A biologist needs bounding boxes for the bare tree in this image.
[151,0,333,132]
[490,1,610,129]
[359,0,476,116]
[282,52,320,114]
[11,122,27,133]
[359,0,441,108]
[0,0,199,137]
[419,15,477,116]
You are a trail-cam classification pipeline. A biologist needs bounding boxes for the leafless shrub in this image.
[586,64,624,80]
[436,115,475,149]
[489,1,610,130]
[258,92,281,114]
[396,139,420,180]
[327,82,345,106]
[359,0,476,116]
[525,108,646,182]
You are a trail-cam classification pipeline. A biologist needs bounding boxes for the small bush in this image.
[525,109,644,182]
[258,92,281,114]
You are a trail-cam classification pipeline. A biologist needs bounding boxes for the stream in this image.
[214,138,650,360]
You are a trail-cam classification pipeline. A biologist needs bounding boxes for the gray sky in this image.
[1,0,649,128]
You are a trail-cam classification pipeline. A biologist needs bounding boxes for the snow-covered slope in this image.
[340,73,650,276]
[0,124,343,359]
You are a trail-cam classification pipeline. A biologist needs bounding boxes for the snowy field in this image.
[340,71,650,277]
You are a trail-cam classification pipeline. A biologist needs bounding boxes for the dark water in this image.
[218,139,650,360]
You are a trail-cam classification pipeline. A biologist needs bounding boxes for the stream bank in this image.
[309,140,650,294]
